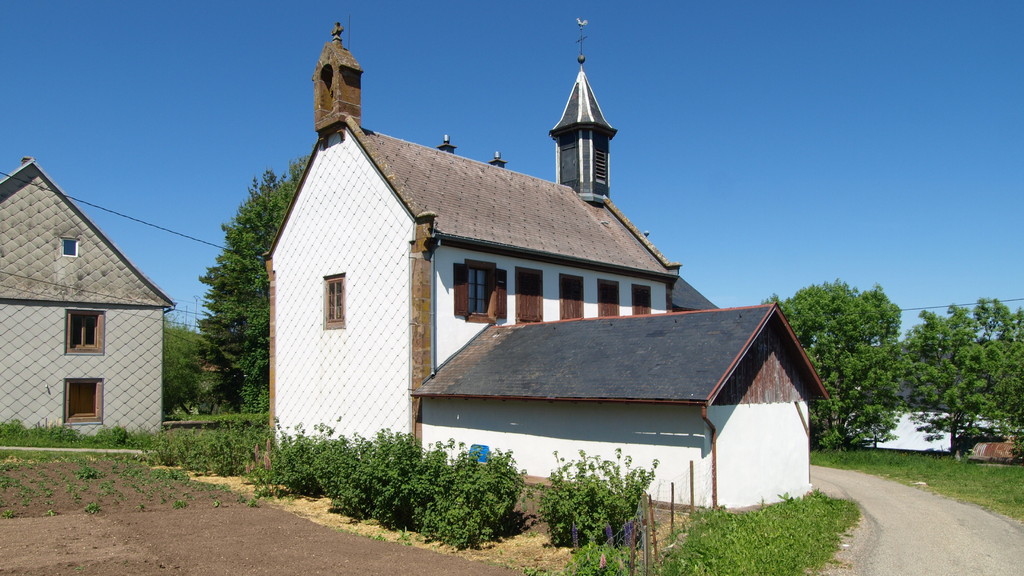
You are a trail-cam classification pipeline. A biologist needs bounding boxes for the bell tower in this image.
[314,22,363,136]
[550,20,616,204]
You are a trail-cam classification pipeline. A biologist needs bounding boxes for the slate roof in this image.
[356,126,676,276]
[550,65,616,136]
[415,304,817,404]
[0,161,172,307]
[671,276,717,311]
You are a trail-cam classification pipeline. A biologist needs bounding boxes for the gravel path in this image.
[811,465,1024,576]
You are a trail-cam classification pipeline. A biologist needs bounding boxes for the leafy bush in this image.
[419,442,525,549]
[0,421,154,449]
[147,420,273,476]
[270,424,334,497]
[539,449,657,547]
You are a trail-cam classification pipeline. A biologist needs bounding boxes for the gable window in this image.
[632,284,652,315]
[65,379,102,424]
[597,279,620,317]
[324,274,346,329]
[559,274,583,320]
[66,310,104,354]
[61,238,78,257]
[454,260,507,323]
[516,268,543,323]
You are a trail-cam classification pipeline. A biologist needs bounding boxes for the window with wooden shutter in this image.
[65,379,102,424]
[597,279,620,317]
[632,284,652,315]
[516,268,543,323]
[560,274,583,320]
[455,260,505,323]
[324,274,346,329]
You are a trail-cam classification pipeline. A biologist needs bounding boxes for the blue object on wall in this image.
[469,444,490,463]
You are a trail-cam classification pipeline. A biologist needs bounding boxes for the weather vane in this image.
[576,18,588,63]
[332,22,344,44]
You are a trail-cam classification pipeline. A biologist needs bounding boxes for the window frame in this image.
[597,279,620,317]
[61,238,79,257]
[631,284,652,315]
[454,260,507,323]
[66,310,105,354]
[324,274,346,329]
[65,379,103,424]
[559,274,584,320]
[515,267,544,323]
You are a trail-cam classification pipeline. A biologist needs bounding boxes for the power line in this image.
[0,169,227,251]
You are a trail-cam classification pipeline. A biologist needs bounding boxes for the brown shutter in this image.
[495,268,507,320]
[454,263,468,317]
[516,268,543,323]
[560,275,583,320]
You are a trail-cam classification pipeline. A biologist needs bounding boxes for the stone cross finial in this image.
[332,22,344,44]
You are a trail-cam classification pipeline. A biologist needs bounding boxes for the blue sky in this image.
[2,1,1021,331]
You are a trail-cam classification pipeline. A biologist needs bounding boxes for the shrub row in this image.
[0,420,151,449]
[270,426,524,549]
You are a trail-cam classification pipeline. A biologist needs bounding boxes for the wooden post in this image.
[689,460,695,512]
[648,494,658,560]
[670,482,675,534]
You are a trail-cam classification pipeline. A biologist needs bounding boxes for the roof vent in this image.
[488,151,507,168]
[20,156,35,165]
[437,135,457,154]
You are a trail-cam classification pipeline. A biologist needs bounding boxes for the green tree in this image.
[200,159,305,412]
[904,299,1024,456]
[769,280,904,449]
[162,318,211,415]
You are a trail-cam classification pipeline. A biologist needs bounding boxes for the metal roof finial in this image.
[576,18,588,65]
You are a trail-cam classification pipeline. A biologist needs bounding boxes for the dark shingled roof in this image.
[550,66,616,136]
[358,128,675,275]
[671,276,717,311]
[415,305,801,404]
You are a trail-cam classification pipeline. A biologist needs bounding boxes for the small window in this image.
[61,238,78,257]
[632,284,652,315]
[454,261,507,323]
[66,310,104,353]
[597,279,620,317]
[559,274,584,320]
[65,379,102,424]
[324,274,346,329]
[516,268,543,323]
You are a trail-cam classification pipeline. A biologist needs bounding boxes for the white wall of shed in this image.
[272,130,414,438]
[421,398,713,506]
[709,402,812,508]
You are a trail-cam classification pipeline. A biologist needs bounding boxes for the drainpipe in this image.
[701,404,718,508]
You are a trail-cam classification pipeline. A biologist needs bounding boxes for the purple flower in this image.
[605,524,614,546]
[624,520,633,544]
[571,523,579,549]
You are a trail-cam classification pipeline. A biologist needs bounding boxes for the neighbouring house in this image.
[267,26,826,507]
[0,159,173,432]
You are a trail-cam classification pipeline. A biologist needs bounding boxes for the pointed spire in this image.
[551,20,616,204]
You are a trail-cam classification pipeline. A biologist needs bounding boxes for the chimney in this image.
[488,151,507,168]
[437,135,457,154]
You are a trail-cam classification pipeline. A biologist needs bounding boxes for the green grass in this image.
[812,449,1024,521]
[660,491,859,576]
[0,421,155,450]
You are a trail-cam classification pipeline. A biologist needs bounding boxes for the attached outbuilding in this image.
[414,304,826,508]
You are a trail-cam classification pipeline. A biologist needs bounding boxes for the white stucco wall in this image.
[421,399,712,506]
[709,402,812,507]
[0,302,164,432]
[272,131,415,438]
[432,247,669,363]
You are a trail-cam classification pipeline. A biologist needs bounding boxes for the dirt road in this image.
[812,465,1024,576]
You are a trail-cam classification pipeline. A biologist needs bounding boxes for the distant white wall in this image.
[432,246,669,363]
[710,402,812,507]
[876,412,951,452]
[272,131,415,438]
[421,399,712,506]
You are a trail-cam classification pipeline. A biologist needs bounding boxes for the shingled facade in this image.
[0,160,172,432]
[267,27,823,507]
